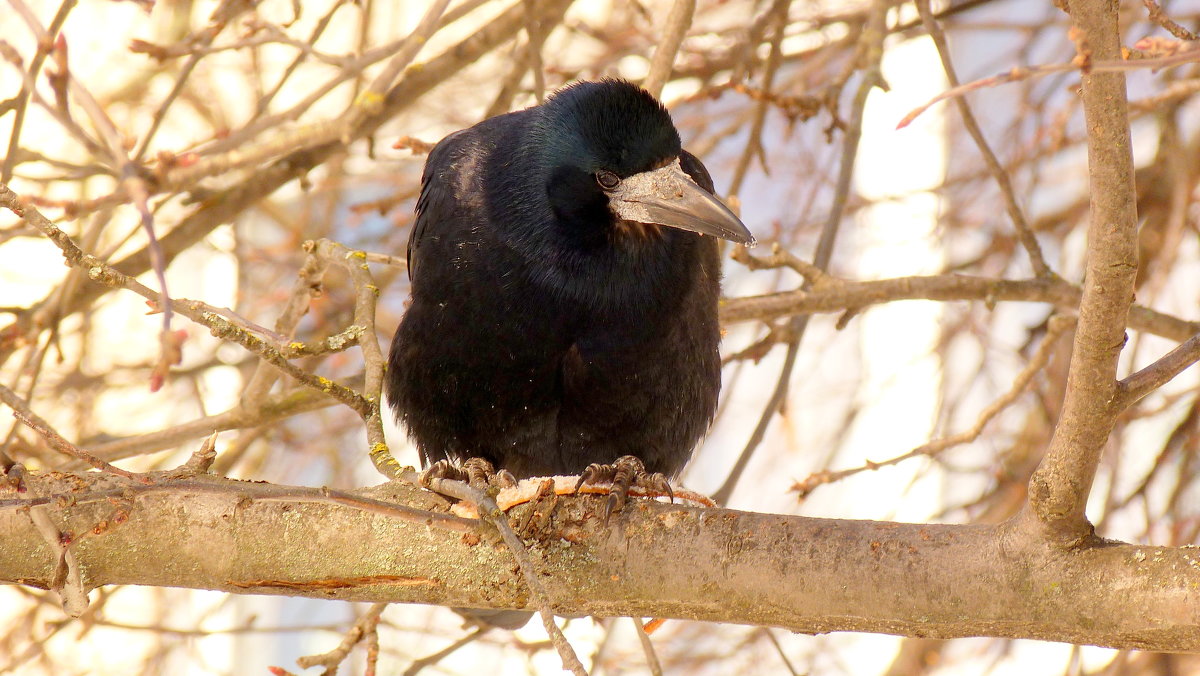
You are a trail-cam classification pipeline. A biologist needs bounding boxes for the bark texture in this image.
[2,470,1198,652]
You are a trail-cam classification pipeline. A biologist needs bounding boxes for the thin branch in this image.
[760,628,802,676]
[523,0,546,102]
[0,0,76,183]
[1141,0,1197,41]
[1115,333,1200,409]
[633,618,663,676]
[725,0,790,197]
[131,0,253,162]
[0,184,372,415]
[296,603,387,675]
[713,0,888,505]
[0,0,575,375]
[88,387,335,463]
[415,469,588,676]
[28,504,88,616]
[8,0,182,389]
[348,0,453,126]
[306,239,396,478]
[917,0,1053,278]
[641,0,695,98]
[0,29,107,162]
[402,628,490,676]
[899,43,1200,129]
[718,272,1199,343]
[793,315,1074,497]
[248,0,356,119]
[0,383,148,483]
[240,251,330,411]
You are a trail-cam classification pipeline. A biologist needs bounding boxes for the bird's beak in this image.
[608,160,756,246]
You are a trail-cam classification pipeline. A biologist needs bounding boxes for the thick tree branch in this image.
[1026,0,1141,540]
[2,470,1198,652]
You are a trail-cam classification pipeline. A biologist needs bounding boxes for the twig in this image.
[8,0,182,391]
[898,44,1200,129]
[726,0,790,197]
[249,0,356,120]
[296,603,387,675]
[642,0,695,98]
[415,469,587,676]
[713,0,887,505]
[0,184,371,415]
[130,31,349,67]
[486,49,536,118]
[760,627,802,676]
[917,0,1053,278]
[7,0,131,161]
[1110,399,1199,513]
[710,0,795,503]
[0,19,106,164]
[132,0,253,162]
[0,0,574,374]
[305,239,397,479]
[174,432,218,477]
[0,383,149,484]
[1141,0,1197,41]
[523,0,546,103]
[1129,77,1200,112]
[792,315,1074,497]
[402,628,490,676]
[360,250,408,268]
[88,386,335,463]
[240,251,330,411]
[28,505,88,616]
[633,618,663,676]
[718,272,1199,343]
[0,0,76,184]
[363,604,382,676]
[1115,332,1200,409]
[732,241,834,287]
[350,0,453,124]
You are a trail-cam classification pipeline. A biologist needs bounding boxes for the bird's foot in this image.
[420,457,517,493]
[574,455,673,522]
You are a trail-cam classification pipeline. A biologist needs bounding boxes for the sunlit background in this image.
[2,0,1198,674]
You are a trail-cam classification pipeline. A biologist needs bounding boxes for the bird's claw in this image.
[420,457,517,492]
[574,455,674,522]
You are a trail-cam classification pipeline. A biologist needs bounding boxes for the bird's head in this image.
[533,79,755,248]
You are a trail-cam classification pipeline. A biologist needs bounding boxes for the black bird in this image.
[386,78,753,505]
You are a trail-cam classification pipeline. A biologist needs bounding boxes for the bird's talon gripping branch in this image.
[417,459,457,488]
[575,455,675,521]
[419,458,516,492]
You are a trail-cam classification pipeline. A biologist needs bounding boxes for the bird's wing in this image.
[407,129,470,280]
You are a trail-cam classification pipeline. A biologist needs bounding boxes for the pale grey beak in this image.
[608,159,756,246]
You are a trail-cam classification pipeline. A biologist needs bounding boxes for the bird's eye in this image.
[595,170,620,190]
